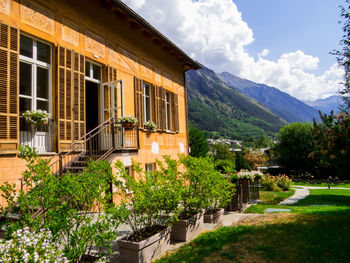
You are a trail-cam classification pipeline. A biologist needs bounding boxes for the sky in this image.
[122,0,345,101]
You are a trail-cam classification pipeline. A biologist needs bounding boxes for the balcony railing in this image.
[19,117,55,153]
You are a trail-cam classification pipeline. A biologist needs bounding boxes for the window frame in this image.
[143,82,152,122]
[19,34,52,115]
[145,163,155,172]
[85,60,102,84]
[165,91,172,131]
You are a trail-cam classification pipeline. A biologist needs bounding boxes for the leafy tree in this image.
[244,151,268,170]
[210,142,233,161]
[274,122,315,174]
[189,125,209,157]
[235,150,251,171]
[332,0,350,110]
[253,134,271,148]
[310,112,350,178]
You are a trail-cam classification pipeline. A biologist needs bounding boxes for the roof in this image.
[108,0,201,71]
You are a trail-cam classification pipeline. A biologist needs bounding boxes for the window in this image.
[85,61,101,82]
[145,163,155,172]
[19,35,51,114]
[166,91,172,130]
[143,82,152,122]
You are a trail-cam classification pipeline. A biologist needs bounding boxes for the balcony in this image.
[19,117,55,153]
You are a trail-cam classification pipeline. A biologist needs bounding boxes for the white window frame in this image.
[143,82,152,122]
[165,91,172,131]
[145,163,155,172]
[85,60,102,84]
[19,34,52,115]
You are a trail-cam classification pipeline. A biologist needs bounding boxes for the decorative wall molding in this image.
[120,47,138,72]
[154,67,161,84]
[0,0,10,15]
[108,47,120,66]
[141,59,153,79]
[163,71,172,88]
[85,29,105,58]
[61,17,79,46]
[20,0,54,35]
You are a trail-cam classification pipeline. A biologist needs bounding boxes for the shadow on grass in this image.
[294,194,350,207]
[156,214,350,263]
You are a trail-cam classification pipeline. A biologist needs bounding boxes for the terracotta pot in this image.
[204,208,224,225]
[254,178,260,182]
[240,178,249,184]
[117,227,171,263]
[171,211,204,242]
[122,122,136,128]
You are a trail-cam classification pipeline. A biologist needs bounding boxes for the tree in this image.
[189,125,209,157]
[332,0,350,110]
[311,112,350,178]
[274,122,315,174]
[210,142,233,161]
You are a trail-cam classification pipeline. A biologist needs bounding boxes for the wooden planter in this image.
[117,227,171,263]
[171,211,204,242]
[204,208,224,225]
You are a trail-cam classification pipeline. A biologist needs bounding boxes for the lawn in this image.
[258,189,295,205]
[292,181,350,188]
[156,189,350,263]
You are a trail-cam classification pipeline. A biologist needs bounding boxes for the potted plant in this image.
[253,171,263,182]
[22,109,51,127]
[118,115,138,128]
[204,167,234,225]
[143,120,156,132]
[114,157,182,263]
[170,156,213,242]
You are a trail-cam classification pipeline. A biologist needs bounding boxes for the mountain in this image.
[186,66,286,141]
[304,95,341,115]
[218,72,320,123]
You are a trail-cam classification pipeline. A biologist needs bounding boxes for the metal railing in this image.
[49,118,139,176]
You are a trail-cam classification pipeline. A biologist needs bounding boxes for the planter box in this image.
[204,208,224,225]
[117,227,171,263]
[171,211,204,242]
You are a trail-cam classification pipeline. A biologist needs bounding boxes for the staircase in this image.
[49,117,139,176]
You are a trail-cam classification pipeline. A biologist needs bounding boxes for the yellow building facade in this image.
[0,0,200,206]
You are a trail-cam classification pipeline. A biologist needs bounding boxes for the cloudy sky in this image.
[122,0,344,101]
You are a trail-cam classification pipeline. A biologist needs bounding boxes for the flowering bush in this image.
[0,227,67,263]
[276,174,292,191]
[118,115,138,124]
[261,174,279,191]
[23,110,51,127]
[237,170,263,181]
[144,120,156,131]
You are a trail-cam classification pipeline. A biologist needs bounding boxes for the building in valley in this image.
[0,0,200,205]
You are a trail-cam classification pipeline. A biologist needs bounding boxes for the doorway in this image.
[85,81,99,133]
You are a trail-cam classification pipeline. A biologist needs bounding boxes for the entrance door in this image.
[85,81,99,133]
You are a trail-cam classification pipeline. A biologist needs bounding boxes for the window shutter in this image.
[160,87,166,131]
[0,23,19,153]
[133,77,143,128]
[72,51,85,140]
[57,46,85,150]
[173,93,179,132]
[108,66,118,120]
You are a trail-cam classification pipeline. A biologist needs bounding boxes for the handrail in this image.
[49,117,114,162]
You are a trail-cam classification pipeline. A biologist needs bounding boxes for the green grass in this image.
[258,189,295,205]
[156,189,350,263]
[292,182,350,188]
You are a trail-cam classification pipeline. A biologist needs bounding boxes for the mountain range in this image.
[186,66,339,141]
[304,95,341,114]
[218,72,320,123]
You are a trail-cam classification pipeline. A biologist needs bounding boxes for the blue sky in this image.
[123,0,344,100]
[234,0,343,74]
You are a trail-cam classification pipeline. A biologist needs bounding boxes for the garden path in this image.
[278,186,350,205]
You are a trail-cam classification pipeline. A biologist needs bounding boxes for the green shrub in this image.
[115,156,183,235]
[214,159,236,174]
[0,146,125,262]
[276,174,292,191]
[261,174,280,191]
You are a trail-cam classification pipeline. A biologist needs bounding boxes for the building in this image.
[0,0,200,205]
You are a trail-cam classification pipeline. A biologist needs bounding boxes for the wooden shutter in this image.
[152,85,159,129]
[134,77,143,128]
[160,87,166,131]
[57,46,85,150]
[72,52,85,140]
[108,66,118,120]
[0,23,19,153]
[173,93,179,132]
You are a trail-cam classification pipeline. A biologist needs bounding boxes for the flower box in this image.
[122,122,136,128]
[117,227,171,263]
[204,208,224,225]
[170,211,204,242]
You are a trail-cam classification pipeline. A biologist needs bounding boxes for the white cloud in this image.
[122,0,343,101]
